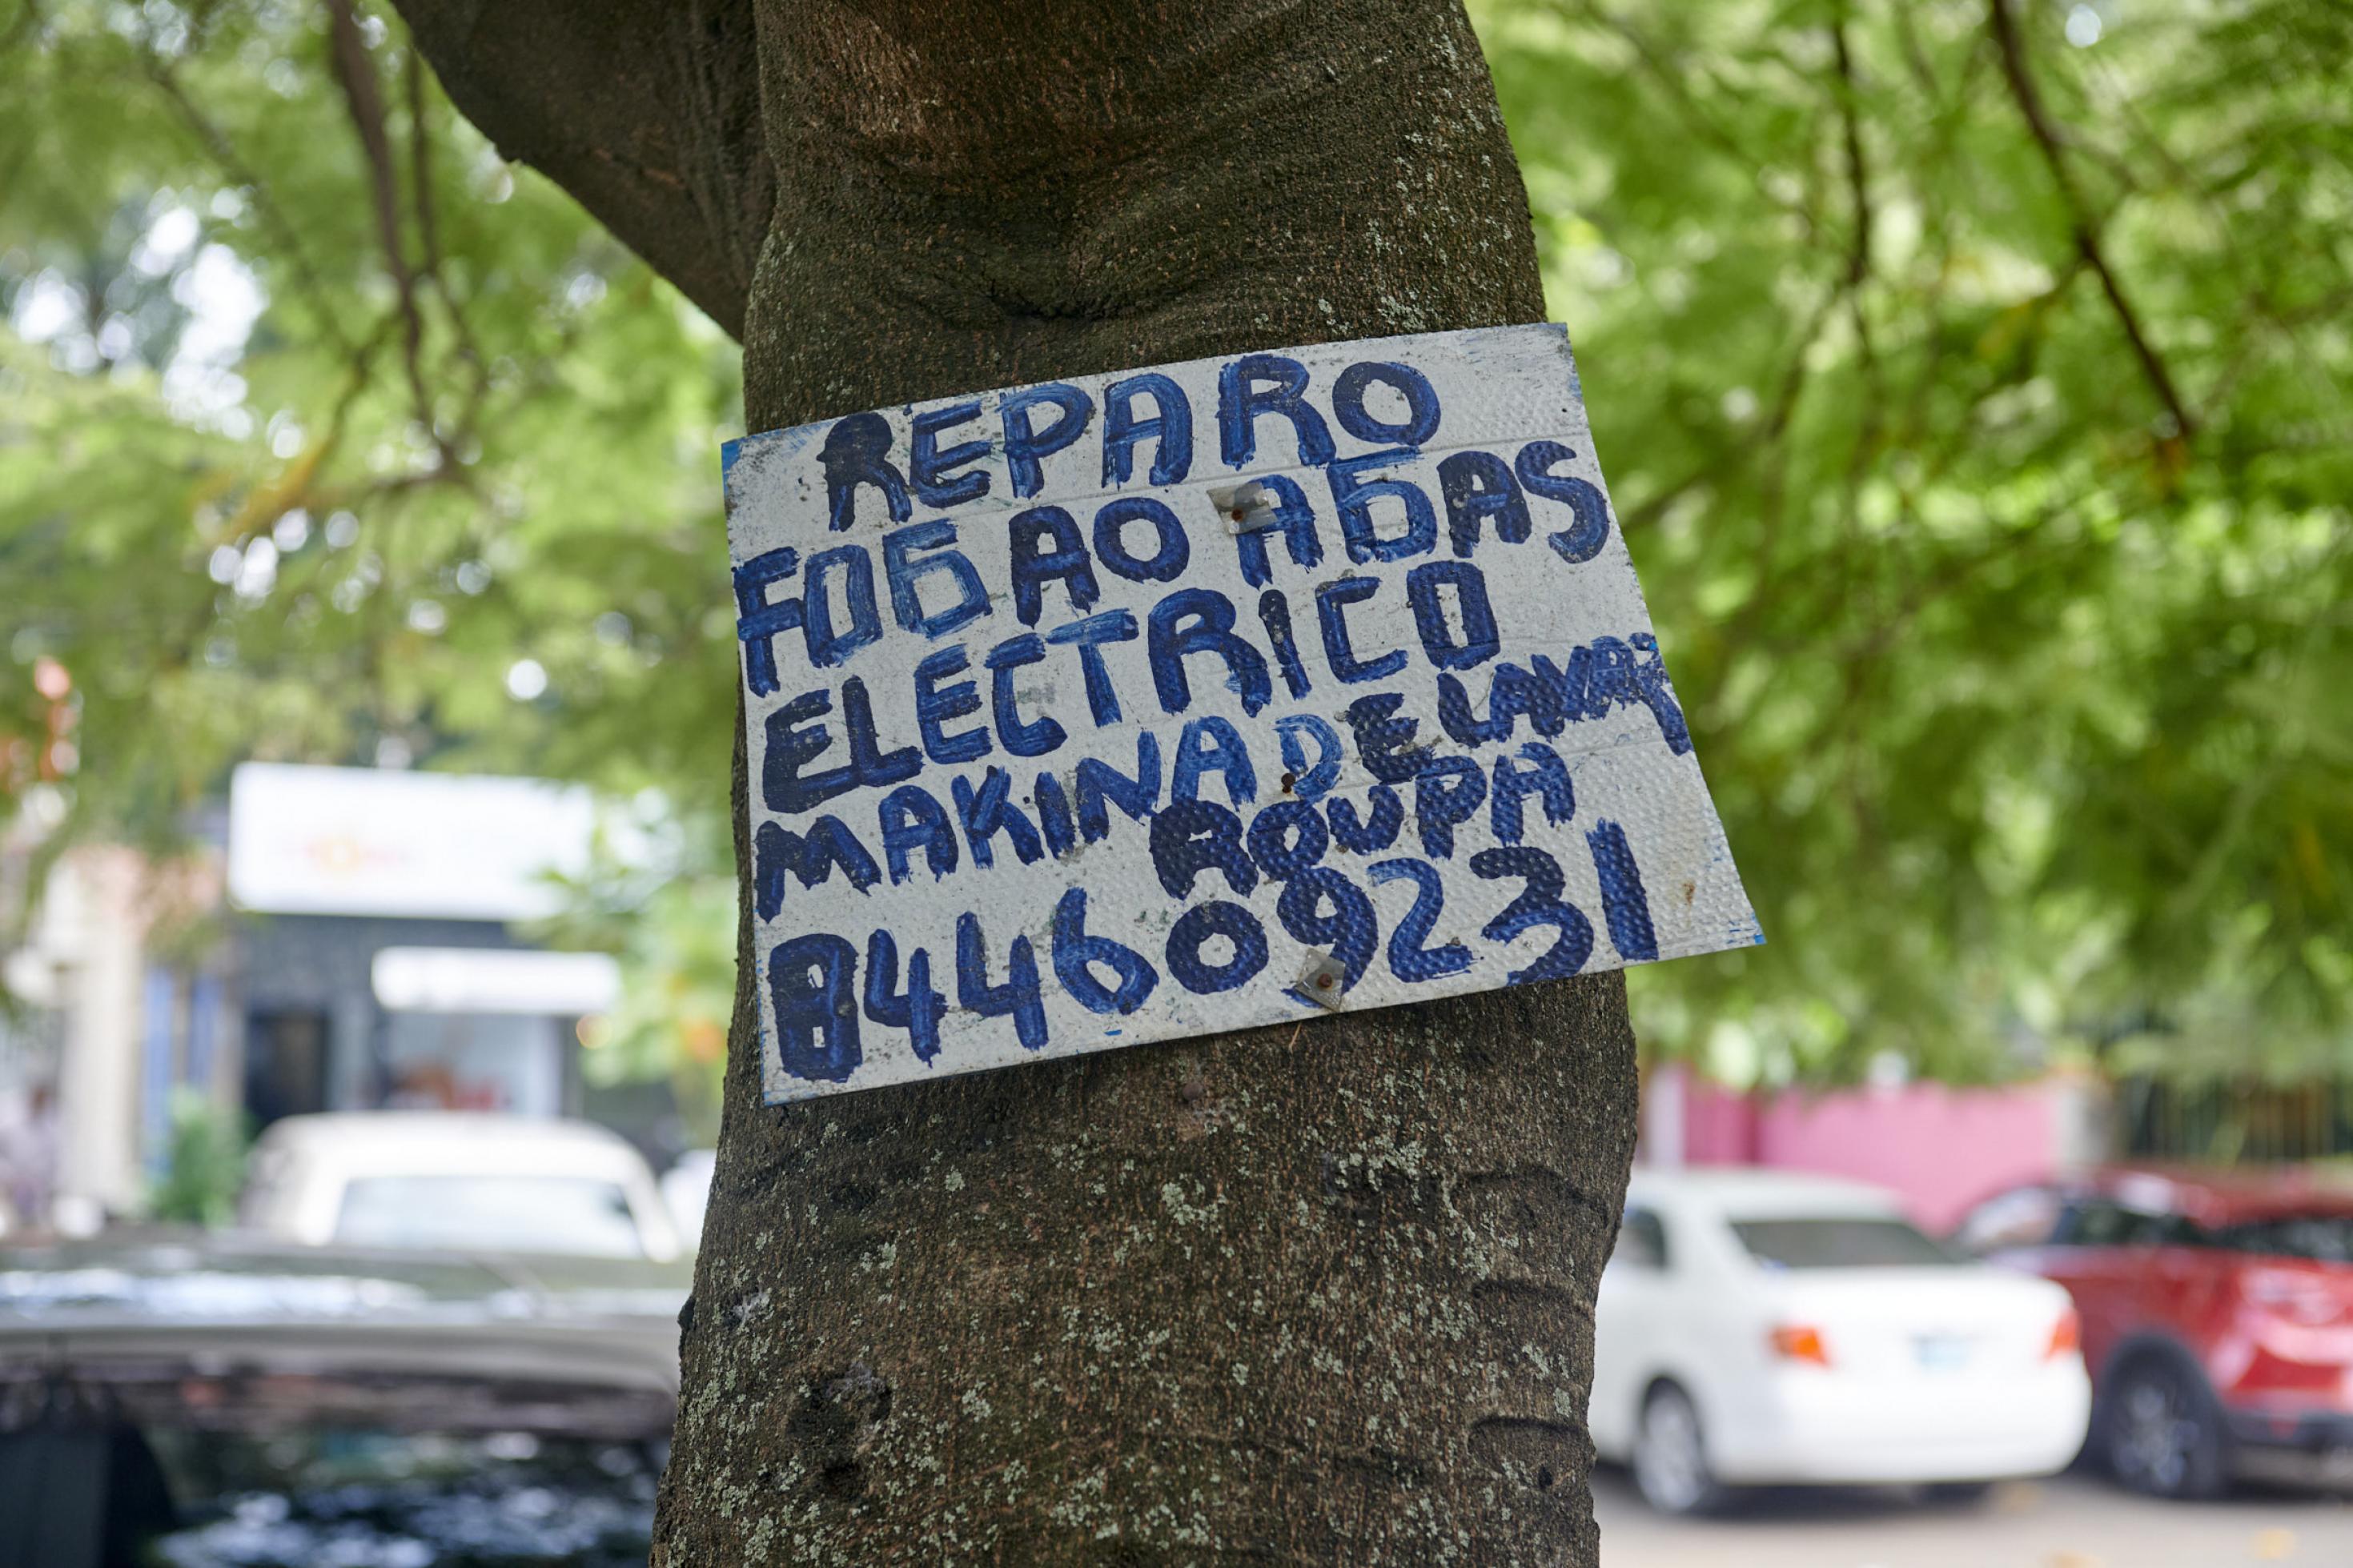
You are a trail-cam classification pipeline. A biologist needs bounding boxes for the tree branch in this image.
[400,31,492,443]
[1832,18,1873,295]
[384,0,772,339]
[1987,0,2194,440]
[325,0,440,459]
[1570,1,1793,207]
[146,59,357,360]
[1,0,42,54]
[1832,14,1884,540]
[404,44,442,283]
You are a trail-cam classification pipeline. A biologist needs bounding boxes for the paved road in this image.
[1593,1469,2353,1568]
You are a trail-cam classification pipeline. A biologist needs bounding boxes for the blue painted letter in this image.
[1007,505,1100,628]
[1046,609,1138,727]
[1102,372,1193,487]
[985,633,1067,759]
[1315,575,1406,684]
[801,545,882,668]
[1218,355,1335,468]
[1327,449,1436,563]
[1148,588,1271,716]
[733,547,802,698]
[1000,383,1093,498]
[769,933,861,1082]
[1516,440,1612,564]
[1407,559,1500,672]
[884,519,990,639]
[819,412,910,532]
[913,646,990,764]
[1438,449,1530,558]
[1052,888,1158,1015]
[1093,496,1191,583]
[910,400,991,508]
[1331,360,1440,447]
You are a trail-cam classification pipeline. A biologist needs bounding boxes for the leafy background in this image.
[2,0,2347,1112]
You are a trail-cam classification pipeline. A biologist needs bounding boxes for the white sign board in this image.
[725,324,1758,1102]
[227,763,597,921]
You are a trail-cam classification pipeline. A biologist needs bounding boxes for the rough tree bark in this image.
[396,2,1640,1560]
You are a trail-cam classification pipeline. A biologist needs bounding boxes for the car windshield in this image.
[336,1173,646,1257]
[1733,1216,1957,1269]
[0,1367,670,1568]
[2212,1213,2353,1265]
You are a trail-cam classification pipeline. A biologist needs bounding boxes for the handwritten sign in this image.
[724,324,1759,1102]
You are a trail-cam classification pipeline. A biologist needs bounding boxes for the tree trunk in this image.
[399,1,1640,1560]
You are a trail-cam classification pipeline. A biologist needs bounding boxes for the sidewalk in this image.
[1594,1470,2353,1568]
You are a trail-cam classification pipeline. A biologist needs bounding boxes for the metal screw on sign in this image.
[1208,481,1279,535]
[1297,951,1348,1010]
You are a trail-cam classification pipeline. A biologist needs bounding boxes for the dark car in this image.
[1954,1166,2353,1498]
[0,1230,688,1568]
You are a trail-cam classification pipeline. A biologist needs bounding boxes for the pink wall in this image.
[1659,1069,2073,1231]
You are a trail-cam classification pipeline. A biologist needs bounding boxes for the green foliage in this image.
[1480,0,2351,1082]
[0,0,743,842]
[0,0,744,1081]
[531,816,737,1145]
[2,0,2347,1088]
[148,1086,248,1226]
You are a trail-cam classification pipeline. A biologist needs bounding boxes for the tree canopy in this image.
[4,0,2347,1087]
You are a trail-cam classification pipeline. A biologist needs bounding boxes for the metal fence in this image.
[2117,1074,2353,1165]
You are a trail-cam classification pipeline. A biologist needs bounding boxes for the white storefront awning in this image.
[371,947,620,1017]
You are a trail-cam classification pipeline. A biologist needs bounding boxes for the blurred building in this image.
[225,764,617,1125]
[2,764,629,1226]
[1,835,224,1227]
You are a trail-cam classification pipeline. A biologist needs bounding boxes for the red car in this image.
[1955,1166,2353,1498]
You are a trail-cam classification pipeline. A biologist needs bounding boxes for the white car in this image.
[239,1113,685,1261]
[1592,1168,2090,1514]
[662,1148,717,1246]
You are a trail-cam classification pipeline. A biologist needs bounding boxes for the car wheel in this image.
[1632,1382,1725,1516]
[2101,1354,2228,1500]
